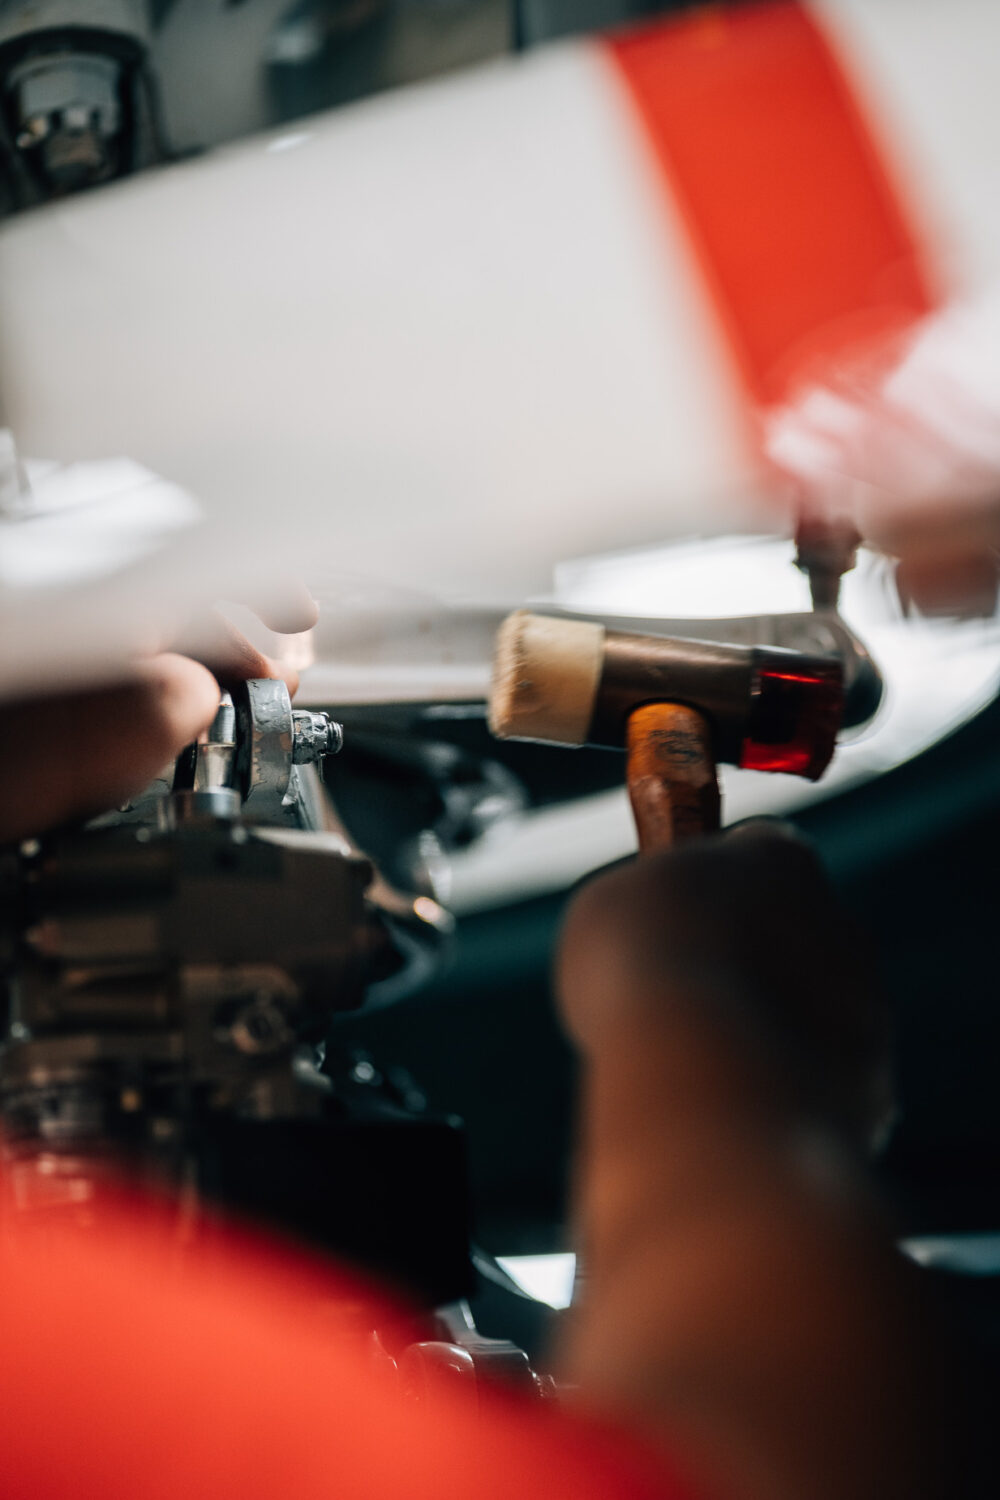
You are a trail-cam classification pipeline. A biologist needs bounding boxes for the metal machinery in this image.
[0,0,166,212]
[0,680,554,1396]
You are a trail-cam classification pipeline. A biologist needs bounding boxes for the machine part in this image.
[192,692,237,791]
[0,807,450,1246]
[795,511,861,613]
[292,708,344,763]
[174,686,449,1004]
[399,1334,542,1401]
[232,677,343,823]
[235,676,295,817]
[626,701,719,850]
[0,678,456,1258]
[490,611,843,781]
[0,1,161,210]
[171,682,342,824]
[12,818,378,1028]
[169,787,242,825]
[400,1288,559,1402]
[12,51,121,186]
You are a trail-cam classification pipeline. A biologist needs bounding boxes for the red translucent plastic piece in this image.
[740,666,841,780]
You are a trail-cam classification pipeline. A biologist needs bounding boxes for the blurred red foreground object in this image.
[0,1174,695,1500]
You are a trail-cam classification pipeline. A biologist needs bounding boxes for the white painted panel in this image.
[0,39,758,657]
[815,0,1000,292]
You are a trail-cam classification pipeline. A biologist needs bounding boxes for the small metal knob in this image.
[291,711,343,764]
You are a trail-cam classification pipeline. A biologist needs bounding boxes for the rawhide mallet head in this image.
[488,611,843,780]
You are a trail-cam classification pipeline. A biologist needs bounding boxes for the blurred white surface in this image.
[0,36,762,674]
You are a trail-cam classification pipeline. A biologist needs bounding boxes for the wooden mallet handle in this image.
[626,702,720,851]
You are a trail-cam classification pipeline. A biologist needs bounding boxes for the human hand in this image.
[0,593,317,844]
[561,822,891,1150]
[557,824,950,1500]
[768,289,1000,618]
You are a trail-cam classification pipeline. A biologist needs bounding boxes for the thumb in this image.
[0,655,220,842]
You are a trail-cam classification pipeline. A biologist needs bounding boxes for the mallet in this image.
[488,612,842,851]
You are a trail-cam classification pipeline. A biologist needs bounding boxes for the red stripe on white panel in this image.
[603,1,941,414]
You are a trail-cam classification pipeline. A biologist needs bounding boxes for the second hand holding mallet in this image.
[488,612,843,852]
